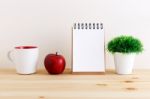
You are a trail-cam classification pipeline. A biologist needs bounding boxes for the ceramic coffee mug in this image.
[8,46,39,74]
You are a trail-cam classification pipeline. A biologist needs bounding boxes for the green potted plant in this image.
[107,35,143,74]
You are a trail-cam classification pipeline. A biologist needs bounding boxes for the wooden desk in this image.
[0,68,150,99]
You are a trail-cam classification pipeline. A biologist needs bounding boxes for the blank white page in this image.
[73,23,105,72]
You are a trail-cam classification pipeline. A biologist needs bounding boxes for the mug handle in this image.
[7,50,14,62]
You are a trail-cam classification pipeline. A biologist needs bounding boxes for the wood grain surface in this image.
[0,68,150,99]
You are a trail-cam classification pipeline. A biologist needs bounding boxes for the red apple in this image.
[44,52,66,74]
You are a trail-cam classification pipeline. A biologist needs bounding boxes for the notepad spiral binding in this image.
[73,23,103,29]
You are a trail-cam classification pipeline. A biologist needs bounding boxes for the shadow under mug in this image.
[8,46,39,74]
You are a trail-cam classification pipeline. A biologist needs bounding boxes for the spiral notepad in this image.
[72,23,105,72]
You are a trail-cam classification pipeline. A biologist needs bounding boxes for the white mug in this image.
[8,46,39,74]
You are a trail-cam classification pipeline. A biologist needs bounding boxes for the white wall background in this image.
[0,0,149,69]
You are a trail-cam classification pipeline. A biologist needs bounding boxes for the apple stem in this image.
[56,52,58,56]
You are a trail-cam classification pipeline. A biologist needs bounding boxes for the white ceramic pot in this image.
[114,53,136,74]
